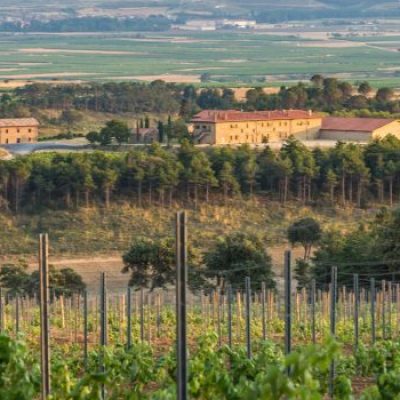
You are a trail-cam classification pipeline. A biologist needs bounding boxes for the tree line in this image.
[116,209,400,291]
[255,5,400,23]
[245,76,400,114]
[0,16,172,33]
[4,76,400,123]
[1,136,400,213]
[2,209,395,295]
[292,208,400,290]
[0,263,85,297]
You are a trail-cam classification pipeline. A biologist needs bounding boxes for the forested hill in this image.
[2,0,399,26]
[252,1,400,22]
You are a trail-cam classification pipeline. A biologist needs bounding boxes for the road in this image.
[0,138,352,157]
[2,141,90,155]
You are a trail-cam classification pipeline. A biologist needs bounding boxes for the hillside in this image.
[1,0,399,21]
[0,200,371,257]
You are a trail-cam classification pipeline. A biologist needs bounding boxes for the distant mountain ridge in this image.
[1,0,400,22]
[231,0,400,22]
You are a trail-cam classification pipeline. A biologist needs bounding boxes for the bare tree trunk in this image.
[15,180,19,214]
[284,176,289,205]
[160,190,165,207]
[194,184,198,208]
[330,184,334,203]
[65,189,71,208]
[341,174,346,206]
[186,183,190,203]
[389,178,393,207]
[348,176,353,205]
[137,182,142,208]
[357,179,362,208]
[378,179,384,203]
[149,183,152,205]
[278,179,282,203]
[304,244,311,260]
[205,184,209,203]
[85,190,90,208]
[297,178,302,201]
[105,187,110,208]
[223,184,227,205]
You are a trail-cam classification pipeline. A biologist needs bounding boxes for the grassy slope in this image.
[0,199,371,258]
[37,109,141,137]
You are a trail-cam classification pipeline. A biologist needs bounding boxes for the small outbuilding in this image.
[0,118,39,144]
[130,127,159,144]
[319,117,400,142]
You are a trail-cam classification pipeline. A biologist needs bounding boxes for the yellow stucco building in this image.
[191,110,400,145]
[0,118,39,144]
[319,117,400,142]
[191,110,322,145]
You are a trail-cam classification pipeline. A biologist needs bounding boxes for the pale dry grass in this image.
[298,40,365,48]
[0,148,11,159]
[19,48,143,55]
[0,72,101,79]
[129,74,201,83]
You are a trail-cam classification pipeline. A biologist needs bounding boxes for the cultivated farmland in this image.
[0,29,400,86]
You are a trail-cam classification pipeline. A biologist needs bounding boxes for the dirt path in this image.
[23,245,303,292]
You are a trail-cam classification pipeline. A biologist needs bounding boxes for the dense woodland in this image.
[3,132,400,291]
[255,6,400,22]
[3,77,400,125]
[1,136,400,213]
[1,76,400,288]
[0,16,172,32]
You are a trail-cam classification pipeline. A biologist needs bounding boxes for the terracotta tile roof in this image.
[0,118,39,128]
[191,109,321,123]
[321,117,395,133]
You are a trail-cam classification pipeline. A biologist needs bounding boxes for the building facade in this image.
[0,118,39,144]
[130,127,159,144]
[191,110,400,145]
[191,110,322,145]
[319,117,400,142]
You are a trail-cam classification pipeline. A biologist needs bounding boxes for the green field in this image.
[0,30,400,86]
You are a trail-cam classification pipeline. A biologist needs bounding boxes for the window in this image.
[5,129,8,134]
[5,139,8,144]
[17,129,20,133]
[28,129,32,133]
[17,138,21,143]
